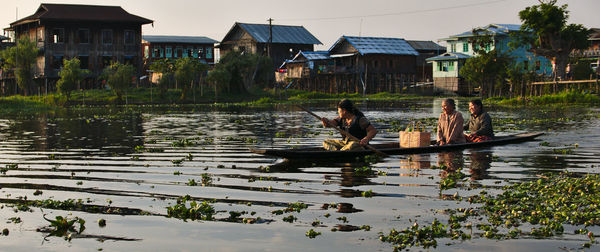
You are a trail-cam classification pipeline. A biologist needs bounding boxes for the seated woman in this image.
[436,98,466,146]
[464,99,494,142]
[321,99,378,151]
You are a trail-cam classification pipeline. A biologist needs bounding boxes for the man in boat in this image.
[436,98,466,146]
[464,99,494,142]
[321,99,378,151]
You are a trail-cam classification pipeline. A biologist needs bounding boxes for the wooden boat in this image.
[250,132,544,160]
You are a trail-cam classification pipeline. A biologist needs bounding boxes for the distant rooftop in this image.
[223,22,321,45]
[10,3,152,27]
[407,40,446,51]
[426,52,471,62]
[143,35,218,44]
[442,24,522,41]
[330,36,419,56]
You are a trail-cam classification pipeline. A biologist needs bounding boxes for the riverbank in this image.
[0,88,597,114]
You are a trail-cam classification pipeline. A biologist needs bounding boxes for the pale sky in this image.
[2,0,599,50]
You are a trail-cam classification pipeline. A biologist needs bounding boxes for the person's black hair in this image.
[470,99,483,110]
[443,98,456,109]
[338,99,364,117]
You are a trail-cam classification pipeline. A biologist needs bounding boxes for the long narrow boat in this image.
[251,132,544,160]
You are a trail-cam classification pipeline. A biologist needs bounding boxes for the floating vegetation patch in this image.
[271,202,309,215]
[39,214,86,241]
[305,229,321,238]
[380,172,600,250]
[439,167,467,191]
[166,195,215,221]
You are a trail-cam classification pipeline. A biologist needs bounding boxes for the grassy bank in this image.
[0,88,598,113]
[485,90,600,107]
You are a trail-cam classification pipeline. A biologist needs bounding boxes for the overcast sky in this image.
[2,0,599,50]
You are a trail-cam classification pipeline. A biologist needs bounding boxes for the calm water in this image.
[0,100,598,251]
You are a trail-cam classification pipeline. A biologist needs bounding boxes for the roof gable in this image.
[222,22,321,45]
[330,36,419,56]
[443,23,522,40]
[426,52,471,62]
[11,3,152,26]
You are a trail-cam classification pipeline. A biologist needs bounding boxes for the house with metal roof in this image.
[279,36,426,94]
[407,40,446,82]
[2,3,152,94]
[324,36,419,94]
[142,35,218,64]
[427,23,552,95]
[142,35,218,84]
[218,22,321,70]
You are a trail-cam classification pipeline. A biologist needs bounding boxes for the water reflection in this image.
[468,150,493,180]
[437,151,464,172]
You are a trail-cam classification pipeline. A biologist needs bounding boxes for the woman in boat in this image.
[464,99,494,142]
[321,99,378,151]
[436,98,466,146]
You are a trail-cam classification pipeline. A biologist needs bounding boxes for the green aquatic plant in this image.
[283,215,297,223]
[42,214,86,241]
[166,195,215,221]
[439,168,467,191]
[305,229,321,238]
[382,172,600,250]
[186,179,198,186]
[201,173,212,186]
[354,166,373,176]
[271,202,308,215]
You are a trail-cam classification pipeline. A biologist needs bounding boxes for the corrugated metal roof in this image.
[406,40,445,51]
[426,52,471,61]
[11,3,152,26]
[331,36,419,56]
[237,23,321,45]
[446,24,521,39]
[143,35,217,44]
[299,51,330,60]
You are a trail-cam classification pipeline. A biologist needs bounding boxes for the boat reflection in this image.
[468,150,493,180]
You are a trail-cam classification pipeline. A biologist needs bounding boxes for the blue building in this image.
[427,24,552,95]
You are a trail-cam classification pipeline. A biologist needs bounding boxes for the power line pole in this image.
[267,18,273,57]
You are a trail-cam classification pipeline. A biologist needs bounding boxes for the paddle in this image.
[296,105,388,158]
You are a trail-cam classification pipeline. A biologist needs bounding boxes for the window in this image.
[152,46,164,58]
[37,28,44,42]
[463,43,468,52]
[485,43,491,52]
[473,44,480,51]
[52,55,64,69]
[77,29,90,44]
[536,60,541,71]
[79,56,89,69]
[175,47,183,58]
[165,47,172,58]
[523,61,529,70]
[205,48,212,59]
[124,30,135,45]
[102,30,113,45]
[144,46,149,59]
[51,28,65,43]
[450,43,456,53]
[448,61,455,71]
[186,47,194,58]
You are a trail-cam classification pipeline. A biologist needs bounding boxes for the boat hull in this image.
[250,132,544,160]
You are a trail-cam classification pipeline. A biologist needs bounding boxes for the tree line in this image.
[0,36,273,104]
